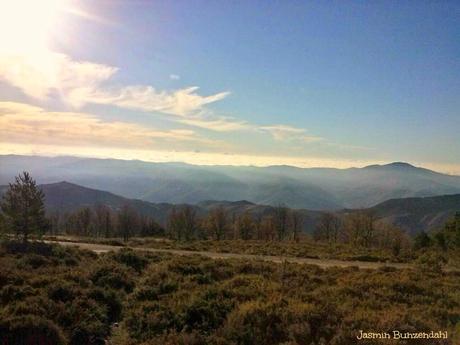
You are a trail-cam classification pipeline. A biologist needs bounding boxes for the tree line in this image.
[313,211,412,255]
[48,204,165,240]
[0,172,165,242]
[1,172,459,254]
[166,204,303,242]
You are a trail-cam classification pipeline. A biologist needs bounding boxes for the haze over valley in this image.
[2,155,460,211]
[2,155,460,235]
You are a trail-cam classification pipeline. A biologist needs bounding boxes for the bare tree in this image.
[236,211,254,240]
[167,206,180,240]
[260,215,276,241]
[273,204,289,241]
[343,211,376,247]
[118,205,138,242]
[289,210,304,242]
[314,212,341,243]
[94,204,113,238]
[75,207,93,237]
[167,206,200,241]
[205,206,229,240]
[182,206,199,241]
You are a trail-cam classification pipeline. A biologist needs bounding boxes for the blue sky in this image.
[0,1,459,173]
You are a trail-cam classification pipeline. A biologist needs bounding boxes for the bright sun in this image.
[0,0,69,53]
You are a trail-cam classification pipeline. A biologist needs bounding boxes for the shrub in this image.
[87,287,123,322]
[415,251,447,273]
[0,315,66,345]
[90,263,135,292]
[111,249,149,272]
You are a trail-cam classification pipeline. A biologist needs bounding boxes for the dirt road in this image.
[48,240,412,270]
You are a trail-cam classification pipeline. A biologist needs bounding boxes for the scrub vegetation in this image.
[1,242,460,345]
[1,172,459,344]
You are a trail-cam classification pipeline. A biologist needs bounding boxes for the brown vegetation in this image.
[0,241,459,344]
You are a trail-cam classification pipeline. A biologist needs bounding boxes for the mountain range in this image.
[1,155,460,210]
[1,180,459,235]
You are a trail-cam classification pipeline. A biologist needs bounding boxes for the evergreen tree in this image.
[1,172,47,242]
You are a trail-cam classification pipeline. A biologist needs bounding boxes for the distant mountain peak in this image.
[364,162,418,170]
[44,181,88,189]
[386,162,416,168]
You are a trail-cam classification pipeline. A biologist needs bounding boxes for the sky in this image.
[0,0,459,173]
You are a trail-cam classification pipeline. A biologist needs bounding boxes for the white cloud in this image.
[0,49,229,115]
[177,114,250,132]
[85,85,230,117]
[0,47,324,142]
[169,74,180,80]
[0,101,217,149]
[0,51,117,103]
[258,124,322,142]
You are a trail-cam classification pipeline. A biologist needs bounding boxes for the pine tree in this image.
[1,172,47,242]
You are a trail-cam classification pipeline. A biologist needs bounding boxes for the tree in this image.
[139,215,164,237]
[259,215,276,241]
[343,211,376,247]
[48,210,61,236]
[167,206,200,241]
[289,210,304,242]
[273,205,289,241]
[167,206,183,240]
[314,213,341,243]
[1,172,48,242]
[205,207,229,240]
[75,207,93,236]
[439,212,460,248]
[236,212,254,240]
[181,206,200,241]
[374,223,410,257]
[94,204,113,238]
[413,231,432,250]
[118,205,138,242]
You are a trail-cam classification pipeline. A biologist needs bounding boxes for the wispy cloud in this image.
[0,47,324,143]
[85,85,230,117]
[0,101,218,150]
[177,114,250,132]
[169,74,180,80]
[258,124,323,143]
[0,49,229,114]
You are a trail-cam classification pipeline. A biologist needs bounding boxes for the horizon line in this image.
[2,152,460,177]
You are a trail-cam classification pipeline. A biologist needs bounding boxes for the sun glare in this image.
[0,0,68,53]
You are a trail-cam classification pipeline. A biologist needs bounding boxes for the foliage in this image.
[1,171,48,241]
[0,240,459,344]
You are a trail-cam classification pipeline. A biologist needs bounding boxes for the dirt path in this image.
[47,240,412,270]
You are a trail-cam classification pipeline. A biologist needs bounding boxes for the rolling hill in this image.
[0,182,320,231]
[367,193,460,235]
[2,180,458,234]
[1,155,460,210]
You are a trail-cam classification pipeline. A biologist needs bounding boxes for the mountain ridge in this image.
[1,154,460,210]
[1,180,458,234]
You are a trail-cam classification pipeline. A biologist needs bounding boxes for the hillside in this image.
[0,182,318,231]
[1,155,460,210]
[2,180,458,234]
[0,181,180,226]
[368,194,460,235]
